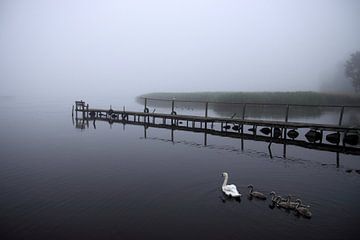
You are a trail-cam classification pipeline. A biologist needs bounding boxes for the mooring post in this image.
[338,106,345,126]
[86,104,89,118]
[205,102,208,118]
[72,105,74,117]
[285,105,289,123]
[171,99,175,125]
[205,102,208,130]
[82,102,85,119]
[144,98,147,111]
[242,103,247,120]
[242,103,247,134]
[283,104,290,157]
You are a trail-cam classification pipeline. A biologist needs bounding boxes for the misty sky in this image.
[0,0,359,97]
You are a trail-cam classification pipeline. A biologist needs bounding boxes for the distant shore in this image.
[138,91,360,105]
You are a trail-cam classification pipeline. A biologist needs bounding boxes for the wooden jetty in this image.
[73,99,360,156]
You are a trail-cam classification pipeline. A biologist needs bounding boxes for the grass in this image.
[138,91,360,106]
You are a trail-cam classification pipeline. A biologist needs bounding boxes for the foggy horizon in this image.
[1,0,360,98]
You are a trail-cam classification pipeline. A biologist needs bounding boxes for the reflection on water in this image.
[1,97,360,240]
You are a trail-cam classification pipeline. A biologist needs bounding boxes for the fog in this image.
[1,0,359,98]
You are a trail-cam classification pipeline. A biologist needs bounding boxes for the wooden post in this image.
[171,100,175,125]
[283,105,289,157]
[285,105,289,123]
[241,104,246,135]
[144,98,147,111]
[320,130,323,144]
[205,102,208,130]
[72,105,74,117]
[242,103,247,120]
[205,102,208,117]
[86,104,89,118]
[338,106,345,126]
[82,102,85,119]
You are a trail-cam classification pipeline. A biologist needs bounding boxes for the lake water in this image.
[1,97,360,240]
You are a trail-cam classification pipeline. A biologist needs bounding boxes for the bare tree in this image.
[345,51,360,93]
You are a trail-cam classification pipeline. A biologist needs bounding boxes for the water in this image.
[1,97,360,240]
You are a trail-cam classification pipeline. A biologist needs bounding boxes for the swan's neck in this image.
[271,194,276,201]
[222,175,228,187]
[248,186,253,194]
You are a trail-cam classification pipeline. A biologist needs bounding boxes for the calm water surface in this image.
[1,97,360,240]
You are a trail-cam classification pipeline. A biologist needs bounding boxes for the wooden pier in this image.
[73,99,360,156]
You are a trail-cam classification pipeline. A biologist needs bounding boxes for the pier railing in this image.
[73,99,360,157]
[140,97,360,127]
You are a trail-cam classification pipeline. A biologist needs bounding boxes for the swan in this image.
[288,199,299,209]
[221,172,241,198]
[284,195,300,210]
[276,195,293,209]
[295,199,312,218]
[248,185,266,200]
[270,191,286,203]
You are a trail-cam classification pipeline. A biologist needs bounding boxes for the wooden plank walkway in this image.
[81,108,360,132]
[73,100,360,154]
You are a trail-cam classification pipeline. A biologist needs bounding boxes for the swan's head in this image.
[222,172,228,177]
[270,191,276,196]
[247,184,253,189]
[295,199,302,204]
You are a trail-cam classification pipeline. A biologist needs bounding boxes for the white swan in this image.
[248,185,267,200]
[222,172,241,198]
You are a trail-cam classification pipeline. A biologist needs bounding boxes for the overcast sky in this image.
[0,0,359,97]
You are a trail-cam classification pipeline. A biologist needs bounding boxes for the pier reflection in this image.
[74,116,360,168]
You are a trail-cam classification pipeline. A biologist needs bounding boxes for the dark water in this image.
[1,97,360,240]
